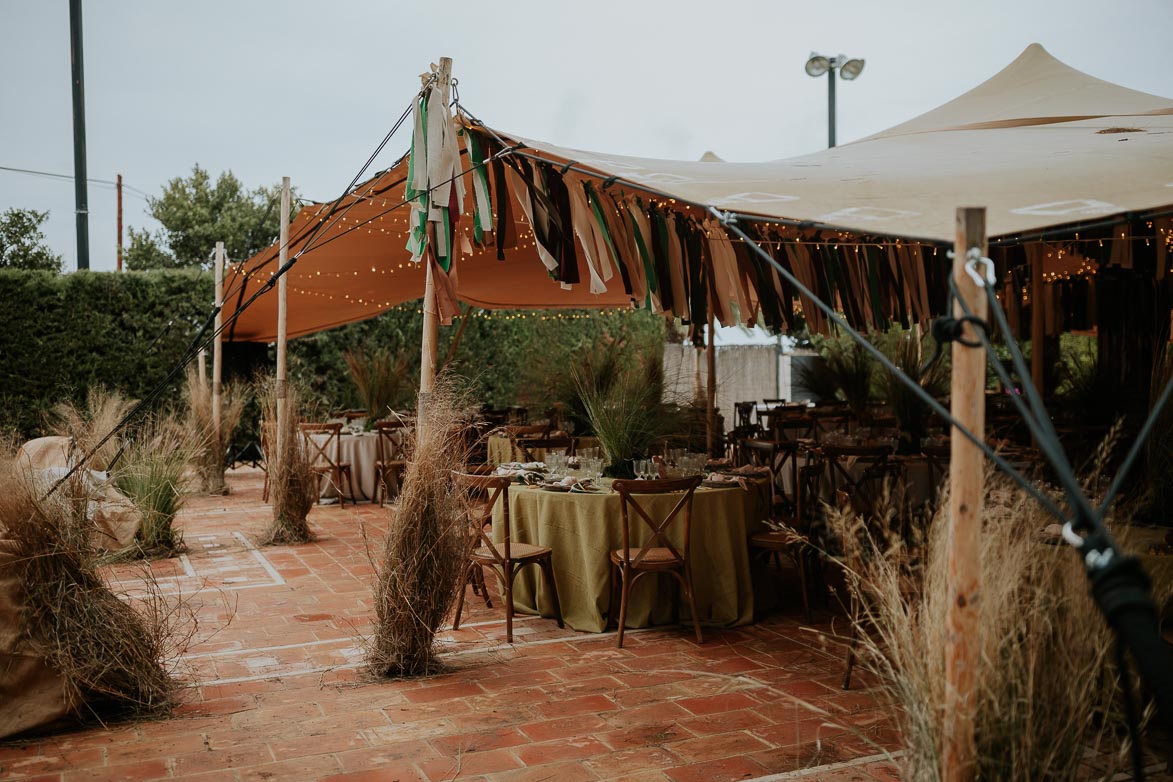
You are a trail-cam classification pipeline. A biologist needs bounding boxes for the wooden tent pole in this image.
[212,240,225,486]
[1031,247,1045,396]
[706,308,716,456]
[275,177,291,464]
[417,56,452,426]
[197,349,207,385]
[942,207,988,782]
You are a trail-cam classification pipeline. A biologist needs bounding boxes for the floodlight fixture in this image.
[839,57,865,81]
[804,53,831,77]
[804,51,865,148]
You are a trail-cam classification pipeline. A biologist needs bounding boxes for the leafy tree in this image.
[0,208,63,272]
[125,165,292,270]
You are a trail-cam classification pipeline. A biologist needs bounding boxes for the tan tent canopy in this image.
[224,44,1173,343]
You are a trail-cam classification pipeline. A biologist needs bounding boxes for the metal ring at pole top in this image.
[964,247,996,287]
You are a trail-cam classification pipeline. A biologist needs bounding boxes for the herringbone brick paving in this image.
[0,468,904,781]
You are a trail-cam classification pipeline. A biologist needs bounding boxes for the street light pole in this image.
[827,65,837,148]
[806,52,865,150]
[69,0,90,270]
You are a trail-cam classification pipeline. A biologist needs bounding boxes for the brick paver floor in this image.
[0,467,907,781]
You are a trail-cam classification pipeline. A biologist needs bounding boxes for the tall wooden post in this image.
[416,56,452,426]
[116,174,123,272]
[705,309,717,456]
[275,177,291,463]
[212,241,225,488]
[1031,249,1045,396]
[943,207,988,782]
[197,349,207,384]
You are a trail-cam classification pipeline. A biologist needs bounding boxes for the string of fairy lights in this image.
[226,136,1173,327]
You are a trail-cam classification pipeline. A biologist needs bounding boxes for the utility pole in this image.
[69,0,90,270]
[116,174,123,271]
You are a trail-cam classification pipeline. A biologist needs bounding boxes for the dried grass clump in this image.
[837,468,1134,781]
[0,455,179,729]
[184,367,247,494]
[54,387,134,471]
[257,376,316,545]
[112,415,197,558]
[367,376,473,678]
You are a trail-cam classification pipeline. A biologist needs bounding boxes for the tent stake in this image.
[275,177,291,465]
[943,206,988,782]
[212,240,225,490]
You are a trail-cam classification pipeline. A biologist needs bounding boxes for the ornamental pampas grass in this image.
[257,376,316,545]
[53,387,134,471]
[835,459,1140,780]
[184,367,247,494]
[112,414,197,558]
[367,376,472,677]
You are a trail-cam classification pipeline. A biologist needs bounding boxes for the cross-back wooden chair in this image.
[609,476,704,648]
[260,421,272,503]
[809,405,852,441]
[819,443,897,518]
[749,466,823,624]
[503,423,551,462]
[299,422,355,506]
[734,401,756,431]
[450,472,563,643]
[373,420,410,506]
[764,407,814,442]
[921,441,952,502]
[741,438,800,514]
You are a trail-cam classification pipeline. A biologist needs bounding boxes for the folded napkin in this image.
[728,465,770,476]
[704,472,751,491]
[499,461,546,471]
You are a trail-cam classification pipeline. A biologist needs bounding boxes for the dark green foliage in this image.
[0,269,213,439]
[0,268,666,443]
[0,208,63,272]
[125,166,291,270]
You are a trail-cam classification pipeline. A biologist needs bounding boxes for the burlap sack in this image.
[14,437,71,472]
[0,536,72,739]
[91,484,140,552]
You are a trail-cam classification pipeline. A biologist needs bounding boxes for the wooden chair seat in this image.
[472,542,550,562]
[751,527,808,549]
[311,461,351,472]
[609,547,680,567]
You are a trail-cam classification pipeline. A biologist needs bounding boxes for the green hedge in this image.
[0,269,665,440]
[0,269,214,438]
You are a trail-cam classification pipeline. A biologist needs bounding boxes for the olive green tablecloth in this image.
[486,435,599,465]
[492,481,767,633]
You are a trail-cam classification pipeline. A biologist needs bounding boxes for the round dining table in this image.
[491,479,768,633]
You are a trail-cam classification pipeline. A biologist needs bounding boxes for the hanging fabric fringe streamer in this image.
[406,64,465,324]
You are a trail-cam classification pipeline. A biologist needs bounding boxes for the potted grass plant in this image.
[573,353,672,479]
[342,347,413,427]
[875,328,949,454]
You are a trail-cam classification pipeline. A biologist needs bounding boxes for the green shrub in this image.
[0,269,666,447]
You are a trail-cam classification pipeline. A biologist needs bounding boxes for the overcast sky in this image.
[2,0,1171,272]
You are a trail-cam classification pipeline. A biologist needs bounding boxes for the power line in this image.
[0,164,151,199]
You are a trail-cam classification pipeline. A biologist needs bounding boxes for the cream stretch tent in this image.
[223,44,1173,343]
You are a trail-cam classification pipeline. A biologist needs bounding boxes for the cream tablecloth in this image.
[492,480,767,632]
[312,432,381,502]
